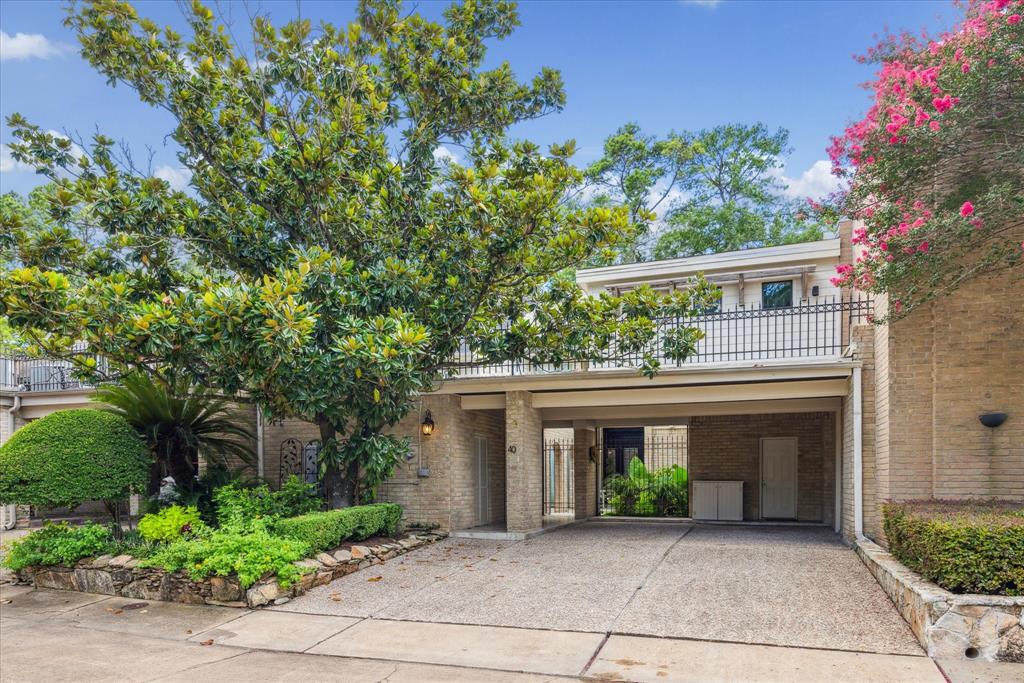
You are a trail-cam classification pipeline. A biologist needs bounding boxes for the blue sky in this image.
[1,0,958,199]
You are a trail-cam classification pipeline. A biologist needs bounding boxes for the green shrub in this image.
[272,503,402,552]
[140,527,311,588]
[0,410,149,522]
[2,522,113,571]
[603,458,688,517]
[138,505,205,543]
[883,500,1024,596]
[213,476,321,530]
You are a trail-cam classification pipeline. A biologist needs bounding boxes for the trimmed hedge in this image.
[0,409,149,508]
[272,503,402,552]
[883,500,1024,596]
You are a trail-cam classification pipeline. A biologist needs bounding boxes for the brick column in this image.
[505,391,542,533]
[573,425,597,519]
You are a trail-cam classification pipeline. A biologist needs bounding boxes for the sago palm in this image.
[92,373,255,494]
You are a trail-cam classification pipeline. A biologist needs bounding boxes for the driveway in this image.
[275,520,922,656]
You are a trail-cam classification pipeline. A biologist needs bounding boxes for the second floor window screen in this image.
[762,280,793,308]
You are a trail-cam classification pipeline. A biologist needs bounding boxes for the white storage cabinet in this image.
[691,481,743,521]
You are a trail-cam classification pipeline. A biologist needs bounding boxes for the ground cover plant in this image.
[3,474,403,590]
[882,500,1024,596]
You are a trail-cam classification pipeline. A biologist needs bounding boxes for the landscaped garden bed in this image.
[855,501,1024,662]
[3,468,445,608]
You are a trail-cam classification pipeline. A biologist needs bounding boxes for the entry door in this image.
[760,437,797,519]
[603,427,645,478]
[474,436,489,525]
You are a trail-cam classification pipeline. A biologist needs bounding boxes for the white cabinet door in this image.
[717,481,743,521]
[761,437,798,519]
[692,481,717,520]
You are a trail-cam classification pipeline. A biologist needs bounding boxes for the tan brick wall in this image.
[874,260,1024,506]
[262,395,506,531]
[573,426,598,519]
[689,412,836,522]
[505,391,543,532]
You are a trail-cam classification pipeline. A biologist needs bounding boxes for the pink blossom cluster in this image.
[826,0,1021,295]
[827,0,1020,173]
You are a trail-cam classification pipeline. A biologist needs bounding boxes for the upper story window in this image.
[761,280,793,309]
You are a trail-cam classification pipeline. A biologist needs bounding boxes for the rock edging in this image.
[14,530,448,609]
[855,538,1024,662]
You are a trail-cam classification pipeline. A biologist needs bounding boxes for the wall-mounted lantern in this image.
[979,412,1008,429]
[420,410,435,436]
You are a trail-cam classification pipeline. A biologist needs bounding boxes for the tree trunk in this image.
[168,449,197,494]
[318,416,357,508]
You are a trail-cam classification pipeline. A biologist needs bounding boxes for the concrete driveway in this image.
[275,520,921,656]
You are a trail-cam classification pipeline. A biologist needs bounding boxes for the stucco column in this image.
[505,391,542,533]
[573,425,597,519]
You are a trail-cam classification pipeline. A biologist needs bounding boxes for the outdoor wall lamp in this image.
[420,410,435,436]
[979,412,1008,429]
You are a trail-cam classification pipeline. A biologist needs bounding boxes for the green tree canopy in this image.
[654,123,825,260]
[0,0,715,507]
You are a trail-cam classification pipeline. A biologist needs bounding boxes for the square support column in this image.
[505,391,543,533]
[573,425,597,519]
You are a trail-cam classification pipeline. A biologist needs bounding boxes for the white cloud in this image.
[680,0,721,8]
[0,31,66,61]
[773,159,841,201]
[154,165,192,191]
[432,146,458,165]
[0,145,33,173]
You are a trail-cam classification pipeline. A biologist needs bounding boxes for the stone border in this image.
[855,538,1024,662]
[13,530,448,609]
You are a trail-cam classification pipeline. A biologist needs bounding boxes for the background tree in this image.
[825,0,1023,318]
[654,123,825,259]
[93,373,255,496]
[0,0,715,508]
[583,123,698,263]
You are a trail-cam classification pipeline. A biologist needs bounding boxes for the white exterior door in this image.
[474,436,489,525]
[760,437,797,519]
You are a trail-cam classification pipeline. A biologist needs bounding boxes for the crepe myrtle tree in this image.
[0,0,717,507]
[823,0,1023,319]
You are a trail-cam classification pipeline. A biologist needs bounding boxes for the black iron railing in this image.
[0,344,105,393]
[447,295,872,379]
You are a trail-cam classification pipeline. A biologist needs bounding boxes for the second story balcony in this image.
[0,344,104,394]
[445,295,873,380]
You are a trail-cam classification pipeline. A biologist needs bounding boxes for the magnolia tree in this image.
[826,0,1023,318]
[0,0,715,507]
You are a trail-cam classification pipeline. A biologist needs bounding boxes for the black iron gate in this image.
[542,432,574,516]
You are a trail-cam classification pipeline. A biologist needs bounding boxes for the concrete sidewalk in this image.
[0,584,973,682]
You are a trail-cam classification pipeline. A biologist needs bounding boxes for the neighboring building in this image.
[3,220,1021,542]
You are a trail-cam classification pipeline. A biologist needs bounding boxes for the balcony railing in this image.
[0,344,105,393]
[446,295,873,380]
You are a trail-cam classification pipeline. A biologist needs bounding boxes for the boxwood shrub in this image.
[0,409,149,510]
[272,503,402,552]
[882,500,1024,596]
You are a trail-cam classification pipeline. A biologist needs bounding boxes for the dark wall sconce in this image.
[420,410,435,436]
[979,412,1008,429]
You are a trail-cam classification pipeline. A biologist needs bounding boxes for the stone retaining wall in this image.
[14,530,448,609]
[856,539,1024,662]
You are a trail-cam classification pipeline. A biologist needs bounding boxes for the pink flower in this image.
[961,62,971,74]
[960,201,975,217]
[1009,14,1022,25]
[933,95,955,113]
[929,120,941,131]
[917,241,929,253]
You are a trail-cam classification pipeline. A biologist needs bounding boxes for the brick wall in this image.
[689,412,836,522]
[505,391,543,532]
[876,256,1024,505]
[263,395,506,531]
